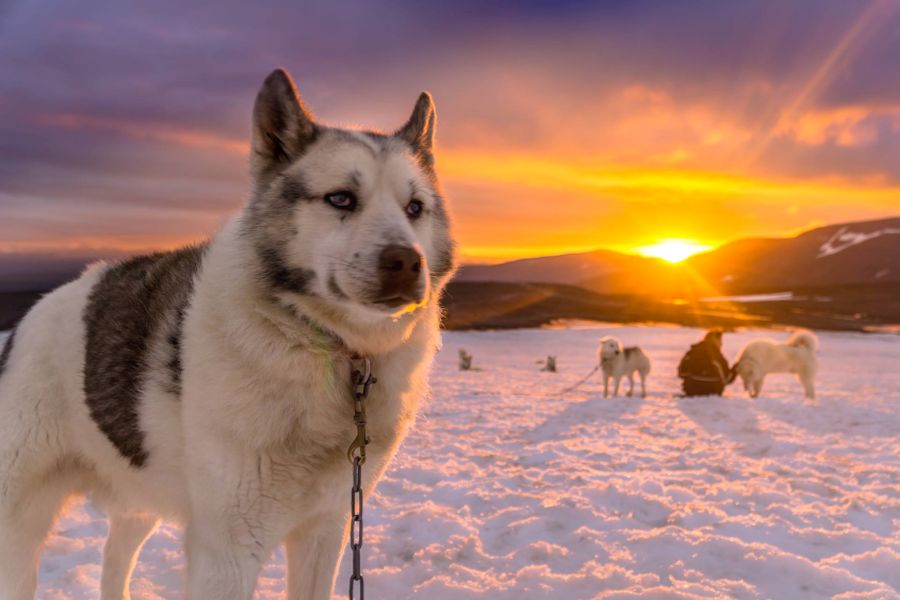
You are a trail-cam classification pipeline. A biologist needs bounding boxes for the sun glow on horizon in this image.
[635,239,713,263]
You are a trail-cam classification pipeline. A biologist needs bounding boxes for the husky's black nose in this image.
[376,244,424,306]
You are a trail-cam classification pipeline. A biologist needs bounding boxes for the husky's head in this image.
[598,336,623,360]
[241,69,456,347]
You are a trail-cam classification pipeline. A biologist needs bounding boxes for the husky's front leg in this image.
[285,515,348,600]
[185,513,267,600]
[184,452,275,600]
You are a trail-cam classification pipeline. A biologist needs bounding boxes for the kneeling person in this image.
[678,329,730,396]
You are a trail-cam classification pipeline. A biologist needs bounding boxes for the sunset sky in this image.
[1,0,899,263]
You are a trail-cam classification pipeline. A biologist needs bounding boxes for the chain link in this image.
[348,357,375,600]
[349,455,364,599]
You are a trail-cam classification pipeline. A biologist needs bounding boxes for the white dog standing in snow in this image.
[730,330,819,399]
[598,336,651,398]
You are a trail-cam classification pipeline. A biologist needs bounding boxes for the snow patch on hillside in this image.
[818,225,900,258]
[701,291,794,303]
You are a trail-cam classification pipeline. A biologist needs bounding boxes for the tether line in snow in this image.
[468,364,600,400]
[556,365,599,395]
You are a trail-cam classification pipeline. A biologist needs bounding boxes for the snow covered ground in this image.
[2,324,897,599]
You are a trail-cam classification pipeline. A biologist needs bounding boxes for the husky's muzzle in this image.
[374,244,424,308]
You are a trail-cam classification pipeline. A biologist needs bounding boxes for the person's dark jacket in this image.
[677,339,730,396]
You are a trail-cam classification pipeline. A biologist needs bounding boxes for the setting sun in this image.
[635,239,713,263]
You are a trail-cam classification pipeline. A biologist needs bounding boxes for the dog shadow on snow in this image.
[522,389,645,444]
[675,393,779,459]
[750,391,894,439]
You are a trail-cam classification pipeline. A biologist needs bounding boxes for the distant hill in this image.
[456,249,664,286]
[683,217,900,293]
[441,280,900,332]
[457,217,900,297]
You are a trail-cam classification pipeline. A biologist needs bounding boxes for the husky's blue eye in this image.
[325,191,357,211]
[406,199,424,219]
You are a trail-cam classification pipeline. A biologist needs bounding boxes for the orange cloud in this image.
[609,85,756,152]
[441,149,900,199]
[776,105,900,146]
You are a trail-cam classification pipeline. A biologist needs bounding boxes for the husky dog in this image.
[0,68,456,600]
[730,330,818,399]
[597,336,651,398]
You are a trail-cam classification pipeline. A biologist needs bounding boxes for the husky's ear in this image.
[396,92,436,162]
[251,68,317,180]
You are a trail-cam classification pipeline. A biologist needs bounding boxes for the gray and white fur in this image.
[598,336,651,398]
[0,68,456,600]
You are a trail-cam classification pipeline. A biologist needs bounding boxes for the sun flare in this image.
[635,239,713,263]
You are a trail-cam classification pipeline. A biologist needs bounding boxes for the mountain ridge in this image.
[456,216,900,296]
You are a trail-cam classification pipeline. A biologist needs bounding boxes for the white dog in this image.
[730,330,818,399]
[597,336,651,398]
[0,68,456,599]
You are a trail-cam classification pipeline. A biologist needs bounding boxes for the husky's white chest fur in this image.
[0,68,456,600]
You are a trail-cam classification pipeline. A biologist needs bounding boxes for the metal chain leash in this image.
[340,354,593,599]
[347,357,376,600]
[349,455,364,600]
